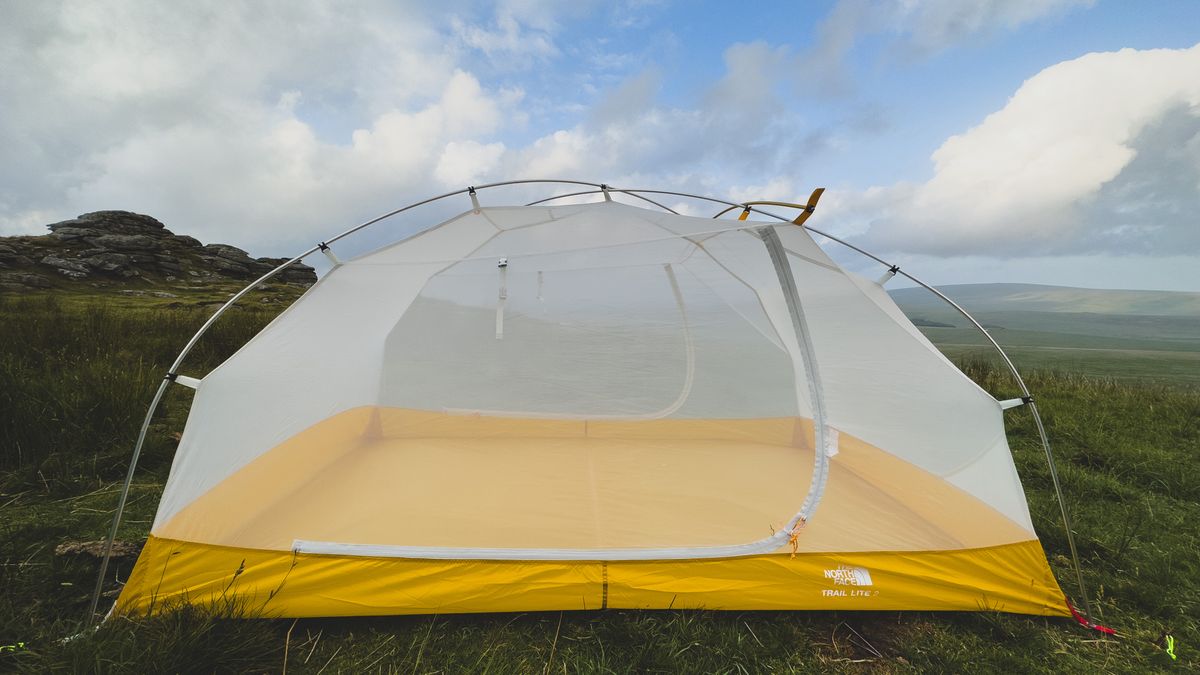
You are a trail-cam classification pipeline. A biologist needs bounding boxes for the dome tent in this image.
[93,181,1085,621]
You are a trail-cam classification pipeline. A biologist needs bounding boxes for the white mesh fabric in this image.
[775,226,1034,529]
[151,201,1038,549]
[152,218,496,529]
[378,236,804,420]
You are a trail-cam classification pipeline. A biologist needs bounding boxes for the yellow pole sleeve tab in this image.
[792,188,825,226]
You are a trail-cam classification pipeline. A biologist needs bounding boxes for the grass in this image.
[932,342,1200,389]
[0,291,1197,672]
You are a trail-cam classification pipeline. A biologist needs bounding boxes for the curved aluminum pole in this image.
[525,189,597,206]
[613,191,681,214]
[526,189,680,214]
[85,378,168,622]
[474,178,603,192]
[529,186,789,223]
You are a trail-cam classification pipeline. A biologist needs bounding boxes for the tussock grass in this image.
[0,295,1196,672]
[0,295,276,482]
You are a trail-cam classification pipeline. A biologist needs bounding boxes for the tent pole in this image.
[86,378,168,623]
[896,276,1093,620]
[525,188,680,214]
[84,249,319,625]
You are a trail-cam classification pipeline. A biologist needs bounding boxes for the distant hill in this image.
[889,283,1200,317]
[889,283,1200,387]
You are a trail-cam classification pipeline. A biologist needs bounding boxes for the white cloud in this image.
[588,69,662,128]
[0,1,1006,254]
[0,2,537,250]
[449,0,607,64]
[58,68,518,251]
[435,140,507,185]
[892,0,1096,54]
[849,44,1200,256]
[512,130,593,177]
[727,178,798,206]
[451,12,558,62]
[502,42,812,193]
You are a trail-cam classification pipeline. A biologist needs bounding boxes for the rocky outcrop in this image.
[0,211,315,292]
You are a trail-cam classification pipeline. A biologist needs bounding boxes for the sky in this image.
[2,0,1199,291]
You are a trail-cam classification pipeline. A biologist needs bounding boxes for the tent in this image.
[98,182,1083,620]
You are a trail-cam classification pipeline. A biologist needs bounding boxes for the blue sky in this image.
[3,1,1199,291]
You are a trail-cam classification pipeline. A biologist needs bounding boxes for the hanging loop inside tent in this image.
[469,186,481,211]
[318,242,341,266]
[496,257,508,340]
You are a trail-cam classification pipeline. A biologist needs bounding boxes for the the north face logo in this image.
[824,565,873,586]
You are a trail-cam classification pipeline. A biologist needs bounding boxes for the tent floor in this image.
[157,408,1032,554]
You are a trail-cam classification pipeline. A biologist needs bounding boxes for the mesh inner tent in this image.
[150,202,1037,559]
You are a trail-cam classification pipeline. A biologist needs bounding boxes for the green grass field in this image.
[1,291,1197,673]
[925,339,1200,388]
